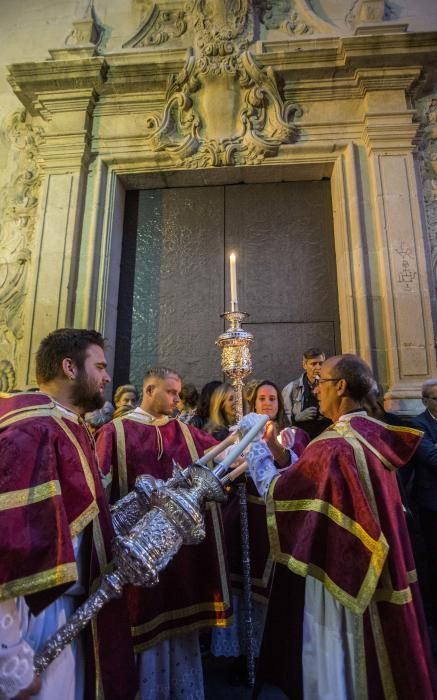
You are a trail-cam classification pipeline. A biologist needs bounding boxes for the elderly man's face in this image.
[313,357,342,421]
[303,355,325,384]
[422,384,437,418]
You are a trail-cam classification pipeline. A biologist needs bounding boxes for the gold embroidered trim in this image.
[131,600,230,637]
[91,617,104,700]
[92,515,108,576]
[122,413,171,427]
[369,601,397,698]
[53,416,99,538]
[231,552,274,589]
[0,562,78,600]
[0,480,61,512]
[0,406,60,428]
[113,417,128,498]
[210,502,231,607]
[273,498,387,567]
[266,494,388,615]
[407,569,418,583]
[133,615,233,653]
[69,501,100,539]
[373,586,412,605]
[247,493,265,505]
[178,420,199,463]
[353,609,368,699]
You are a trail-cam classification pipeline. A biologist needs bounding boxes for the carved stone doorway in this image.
[113,179,340,391]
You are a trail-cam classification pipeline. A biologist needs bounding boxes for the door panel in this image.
[114,181,339,393]
[225,182,338,323]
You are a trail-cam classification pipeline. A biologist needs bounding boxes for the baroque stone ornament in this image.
[145,1,301,167]
[0,110,43,390]
[64,0,102,52]
[123,4,188,47]
[416,92,437,296]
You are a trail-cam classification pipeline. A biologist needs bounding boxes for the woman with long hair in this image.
[250,380,310,465]
[212,381,309,679]
[204,383,235,440]
[189,380,221,430]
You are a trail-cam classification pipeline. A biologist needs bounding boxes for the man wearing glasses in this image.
[408,380,437,647]
[246,354,434,700]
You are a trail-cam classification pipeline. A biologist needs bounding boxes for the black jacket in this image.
[408,409,437,511]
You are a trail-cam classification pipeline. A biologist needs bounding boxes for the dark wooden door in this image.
[114,181,339,392]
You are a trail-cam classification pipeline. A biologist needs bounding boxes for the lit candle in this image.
[230,252,238,310]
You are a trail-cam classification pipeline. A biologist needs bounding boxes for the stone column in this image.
[8,58,106,385]
[364,89,436,411]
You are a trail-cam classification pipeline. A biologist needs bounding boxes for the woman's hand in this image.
[264,420,290,467]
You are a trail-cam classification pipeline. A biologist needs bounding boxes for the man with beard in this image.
[247,355,435,699]
[0,329,136,700]
[96,367,232,700]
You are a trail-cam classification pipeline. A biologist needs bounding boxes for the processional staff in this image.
[216,252,256,687]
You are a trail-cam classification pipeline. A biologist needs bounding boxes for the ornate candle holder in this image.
[216,308,256,686]
[216,310,253,419]
[33,414,267,677]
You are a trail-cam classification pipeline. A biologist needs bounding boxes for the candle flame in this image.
[230,252,236,262]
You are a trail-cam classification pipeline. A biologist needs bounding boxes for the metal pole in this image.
[216,310,255,686]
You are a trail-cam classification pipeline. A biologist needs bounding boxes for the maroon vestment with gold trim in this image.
[224,428,310,601]
[256,415,436,699]
[96,412,232,651]
[0,392,137,700]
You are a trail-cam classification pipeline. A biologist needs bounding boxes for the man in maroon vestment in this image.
[0,329,136,700]
[96,366,232,700]
[246,354,436,699]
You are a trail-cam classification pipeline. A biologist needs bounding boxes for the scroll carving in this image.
[64,1,102,49]
[145,1,301,167]
[0,111,43,390]
[416,94,437,296]
[124,0,330,50]
[124,4,187,48]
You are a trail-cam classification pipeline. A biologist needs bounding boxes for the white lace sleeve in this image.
[246,440,279,501]
[0,600,34,700]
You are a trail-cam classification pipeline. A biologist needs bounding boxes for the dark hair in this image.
[195,380,222,421]
[331,354,374,402]
[249,379,289,431]
[180,383,199,409]
[35,328,105,384]
[143,367,181,383]
[422,379,437,399]
[303,347,325,360]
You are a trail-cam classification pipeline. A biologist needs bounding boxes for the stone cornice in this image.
[7,58,108,117]
[7,34,437,121]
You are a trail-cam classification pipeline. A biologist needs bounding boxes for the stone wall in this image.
[0,0,436,407]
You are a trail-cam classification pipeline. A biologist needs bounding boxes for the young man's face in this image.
[71,344,111,412]
[303,355,325,384]
[143,375,182,418]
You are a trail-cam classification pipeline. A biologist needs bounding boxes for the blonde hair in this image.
[204,383,234,435]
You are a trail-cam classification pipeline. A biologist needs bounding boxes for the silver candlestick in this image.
[216,309,255,687]
[33,414,267,676]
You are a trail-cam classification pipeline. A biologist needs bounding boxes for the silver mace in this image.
[33,414,267,676]
[216,308,255,686]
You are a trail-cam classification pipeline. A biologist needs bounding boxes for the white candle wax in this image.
[229,253,238,307]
